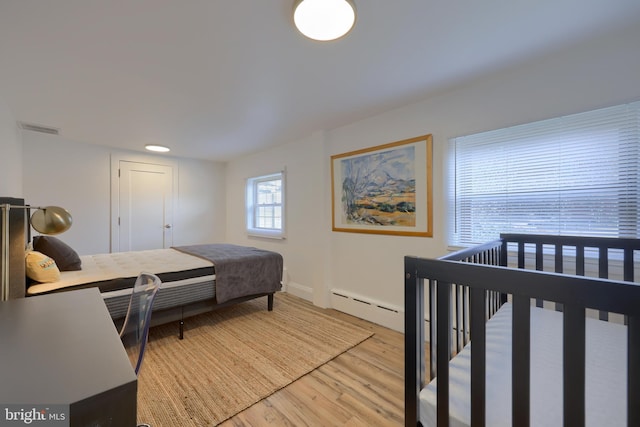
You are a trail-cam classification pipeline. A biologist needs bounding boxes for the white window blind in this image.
[448,102,640,246]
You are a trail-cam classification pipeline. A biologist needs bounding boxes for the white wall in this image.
[22,131,226,255]
[226,132,329,306]
[0,97,22,196]
[226,23,640,331]
[173,157,226,247]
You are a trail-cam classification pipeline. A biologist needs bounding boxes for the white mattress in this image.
[27,248,214,295]
[419,302,627,427]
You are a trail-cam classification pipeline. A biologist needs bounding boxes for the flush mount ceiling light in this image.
[144,144,170,153]
[293,0,356,41]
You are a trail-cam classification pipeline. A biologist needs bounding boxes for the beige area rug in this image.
[136,293,374,426]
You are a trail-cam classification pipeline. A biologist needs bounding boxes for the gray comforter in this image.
[173,244,283,304]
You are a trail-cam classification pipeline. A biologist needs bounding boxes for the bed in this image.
[404,234,640,427]
[25,240,283,339]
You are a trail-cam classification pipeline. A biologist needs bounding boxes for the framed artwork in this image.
[331,134,433,237]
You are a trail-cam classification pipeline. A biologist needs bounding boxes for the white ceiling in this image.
[1,0,640,162]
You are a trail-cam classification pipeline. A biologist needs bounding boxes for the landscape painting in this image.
[331,134,433,237]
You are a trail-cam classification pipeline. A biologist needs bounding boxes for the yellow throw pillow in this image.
[25,251,61,283]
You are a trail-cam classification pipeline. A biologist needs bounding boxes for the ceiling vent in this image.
[17,121,60,135]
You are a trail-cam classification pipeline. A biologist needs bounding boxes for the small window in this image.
[246,171,285,238]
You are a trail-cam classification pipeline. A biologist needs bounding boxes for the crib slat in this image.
[500,240,508,266]
[532,243,544,308]
[436,281,451,427]
[563,304,585,427]
[512,296,531,427]
[575,245,585,276]
[554,244,563,273]
[598,246,608,278]
[470,288,486,427]
[462,286,469,347]
[624,249,634,326]
[403,259,424,427]
[517,242,525,268]
[554,244,564,312]
[629,314,640,427]
[623,248,634,282]
[598,247,609,321]
[429,279,437,381]
[454,285,461,354]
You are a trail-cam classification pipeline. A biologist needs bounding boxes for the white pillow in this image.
[25,251,61,283]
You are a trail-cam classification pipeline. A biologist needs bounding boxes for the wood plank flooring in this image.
[219,298,407,427]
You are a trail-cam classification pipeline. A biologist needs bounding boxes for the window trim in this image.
[246,171,286,239]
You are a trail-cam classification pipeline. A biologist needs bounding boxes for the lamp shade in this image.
[30,206,73,235]
[293,0,356,41]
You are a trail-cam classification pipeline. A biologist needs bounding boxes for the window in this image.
[246,171,285,238]
[448,102,640,247]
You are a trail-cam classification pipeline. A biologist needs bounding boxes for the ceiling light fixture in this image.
[145,144,170,153]
[293,0,356,41]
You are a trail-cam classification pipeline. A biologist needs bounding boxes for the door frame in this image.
[110,153,179,253]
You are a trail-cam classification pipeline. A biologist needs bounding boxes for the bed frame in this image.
[405,233,640,426]
[144,291,275,339]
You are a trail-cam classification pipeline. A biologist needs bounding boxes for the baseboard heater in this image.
[331,290,399,313]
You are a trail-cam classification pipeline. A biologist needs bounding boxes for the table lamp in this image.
[1,204,72,301]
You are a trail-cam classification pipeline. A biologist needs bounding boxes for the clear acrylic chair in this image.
[119,272,161,376]
[119,272,160,427]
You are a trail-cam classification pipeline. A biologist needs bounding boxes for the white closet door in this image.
[118,161,173,251]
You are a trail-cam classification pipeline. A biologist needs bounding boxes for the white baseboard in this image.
[330,289,404,333]
[284,281,313,302]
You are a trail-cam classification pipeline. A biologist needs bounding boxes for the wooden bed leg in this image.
[268,293,274,311]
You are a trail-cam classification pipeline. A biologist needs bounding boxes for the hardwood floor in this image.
[219,304,407,426]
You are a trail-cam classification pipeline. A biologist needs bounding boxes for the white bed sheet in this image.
[419,302,627,427]
[27,248,214,295]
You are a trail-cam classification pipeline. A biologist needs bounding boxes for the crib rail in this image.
[500,234,638,283]
[500,233,639,319]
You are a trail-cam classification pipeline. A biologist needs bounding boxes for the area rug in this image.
[136,293,373,426]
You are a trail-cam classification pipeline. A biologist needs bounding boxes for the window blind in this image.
[448,102,640,246]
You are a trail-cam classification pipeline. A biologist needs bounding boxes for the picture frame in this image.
[331,134,433,237]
